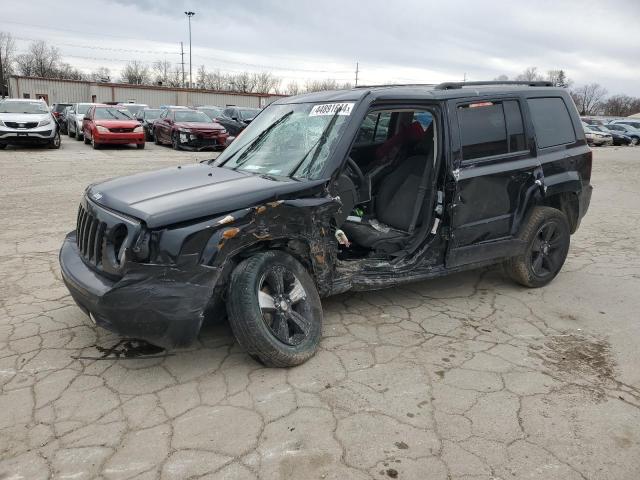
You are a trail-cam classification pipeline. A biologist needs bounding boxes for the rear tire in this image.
[227,251,323,367]
[68,125,75,138]
[0,143,6,149]
[137,143,145,149]
[153,130,161,145]
[83,131,91,144]
[503,207,570,288]
[75,128,83,141]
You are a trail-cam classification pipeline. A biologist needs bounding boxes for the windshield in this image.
[95,108,133,120]
[240,108,260,120]
[123,104,145,115]
[215,102,354,180]
[175,110,211,123]
[143,109,161,120]
[0,101,48,114]
[77,104,92,114]
[200,107,223,120]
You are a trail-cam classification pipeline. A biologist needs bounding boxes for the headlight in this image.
[37,118,51,127]
[96,125,109,133]
[133,126,143,133]
[219,129,227,134]
[178,128,191,134]
[0,119,5,127]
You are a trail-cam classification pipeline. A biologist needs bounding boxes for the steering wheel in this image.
[345,156,365,190]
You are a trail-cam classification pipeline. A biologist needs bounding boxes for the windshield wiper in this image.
[218,110,293,169]
[289,109,342,179]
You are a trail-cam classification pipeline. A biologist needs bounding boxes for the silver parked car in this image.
[0,98,61,149]
[67,103,102,140]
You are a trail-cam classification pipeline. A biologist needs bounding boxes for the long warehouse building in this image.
[7,76,285,108]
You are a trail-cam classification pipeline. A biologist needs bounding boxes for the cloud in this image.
[3,0,640,94]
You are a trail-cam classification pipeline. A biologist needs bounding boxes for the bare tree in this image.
[228,72,257,93]
[153,59,174,85]
[91,67,111,82]
[15,40,60,77]
[0,32,16,96]
[515,66,543,82]
[304,79,352,93]
[196,64,207,88]
[571,83,608,115]
[252,72,280,94]
[286,81,301,95]
[601,94,640,117]
[120,60,150,85]
[546,69,571,88]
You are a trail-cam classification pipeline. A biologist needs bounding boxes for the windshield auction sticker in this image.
[309,103,355,116]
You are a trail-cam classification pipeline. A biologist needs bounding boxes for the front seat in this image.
[342,153,433,253]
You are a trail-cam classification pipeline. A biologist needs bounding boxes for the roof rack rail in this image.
[434,80,554,90]
[354,83,436,89]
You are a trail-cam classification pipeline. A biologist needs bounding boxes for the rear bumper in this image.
[576,183,593,230]
[59,231,221,348]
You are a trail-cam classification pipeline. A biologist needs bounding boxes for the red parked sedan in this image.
[82,106,146,149]
[153,108,229,151]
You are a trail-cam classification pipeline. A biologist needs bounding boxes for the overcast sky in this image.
[2,0,639,95]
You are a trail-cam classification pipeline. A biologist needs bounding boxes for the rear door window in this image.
[458,102,508,160]
[527,97,576,148]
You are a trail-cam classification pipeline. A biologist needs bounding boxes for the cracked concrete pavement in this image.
[1,139,639,479]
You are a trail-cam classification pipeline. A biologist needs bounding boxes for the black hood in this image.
[87,163,325,228]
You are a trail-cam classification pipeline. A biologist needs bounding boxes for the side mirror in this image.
[83,115,90,121]
[231,116,239,121]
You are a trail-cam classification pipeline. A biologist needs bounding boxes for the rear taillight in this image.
[53,112,60,118]
[584,150,592,182]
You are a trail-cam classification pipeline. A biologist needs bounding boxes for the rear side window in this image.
[527,97,576,148]
[458,102,508,160]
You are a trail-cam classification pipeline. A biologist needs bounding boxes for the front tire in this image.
[227,251,323,367]
[68,124,75,138]
[171,132,180,150]
[137,143,145,149]
[48,131,61,149]
[504,207,570,288]
[91,136,100,149]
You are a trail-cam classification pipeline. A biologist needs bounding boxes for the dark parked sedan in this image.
[196,106,245,136]
[153,108,228,150]
[594,125,632,146]
[135,108,163,141]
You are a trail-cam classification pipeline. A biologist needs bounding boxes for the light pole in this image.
[184,11,195,88]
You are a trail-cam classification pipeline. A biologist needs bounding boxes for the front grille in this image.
[196,130,221,139]
[76,204,107,267]
[109,127,134,133]
[5,121,38,129]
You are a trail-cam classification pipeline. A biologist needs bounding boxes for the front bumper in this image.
[94,131,145,144]
[0,127,55,145]
[178,131,229,151]
[59,231,221,348]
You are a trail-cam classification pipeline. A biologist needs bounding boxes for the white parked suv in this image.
[0,98,61,149]
[67,103,102,140]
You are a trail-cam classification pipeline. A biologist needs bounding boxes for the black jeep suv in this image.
[59,81,592,367]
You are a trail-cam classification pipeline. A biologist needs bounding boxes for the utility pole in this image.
[184,11,195,88]
[0,43,4,98]
[355,62,359,87]
[180,42,185,88]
